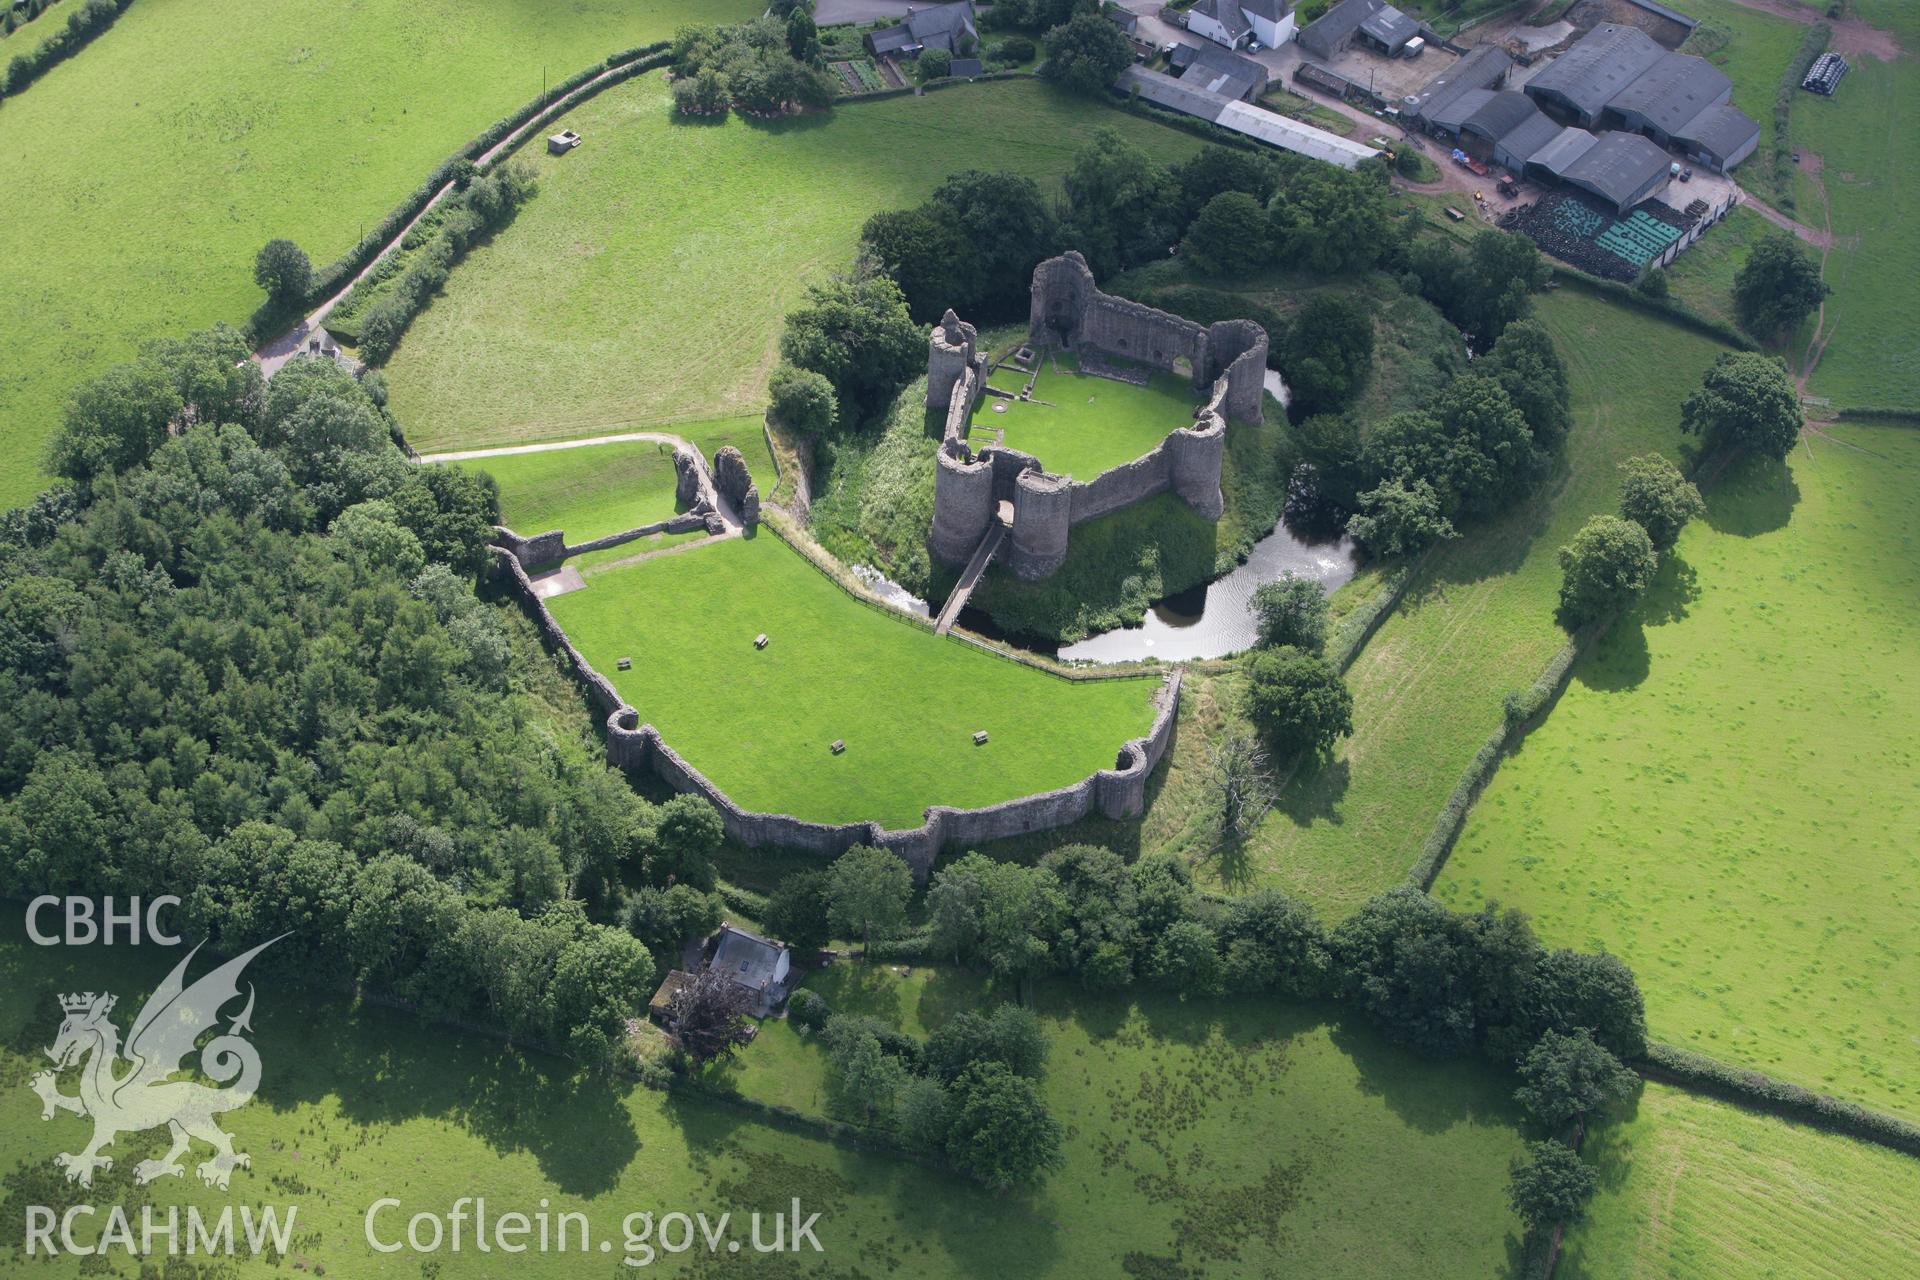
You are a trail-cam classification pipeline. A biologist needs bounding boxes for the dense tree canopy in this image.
[1616,453,1704,552]
[780,264,924,430]
[1249,572,1330,651]
[1509,1140,1599,1232]
[826,844,913,947]
[1278,293,1374,416]
[1182,191,1269,277]
[1041,10,1132,96]
[254,238,312,304]
[1410,230,1548,350]
[1679,352,1802,460]
[1732,234,1829,339]
[1244,646,1353,757]
[1558,514,1658,626]
[1063,129,1179,277]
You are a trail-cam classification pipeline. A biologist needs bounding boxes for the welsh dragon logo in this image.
[30,937,281,1191]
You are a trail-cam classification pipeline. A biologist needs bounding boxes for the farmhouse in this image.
[866,0,978,59]
[708,923,793,1016]
[1186,0,1297,52]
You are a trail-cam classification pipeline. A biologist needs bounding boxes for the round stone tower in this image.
[1168,413,1227,521]
[930,446,995,566]
[1008,469,1073,580]
[926,308,978,411]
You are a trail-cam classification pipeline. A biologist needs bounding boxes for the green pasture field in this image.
[0,921,1086,1279]
[545,533,1161,829]
[1791,17,1920,408]
[1665,0,1807,209]
[461,438,684,541]
[1144,290,1727,915]
[1435,422,1920,1116]
[1559,1083,1920,1279]
[0,0,757,511]
[380,76,1205,456]
[717,962,1532,1278]
[973,351,1200,481]
[1661,204,1776,335]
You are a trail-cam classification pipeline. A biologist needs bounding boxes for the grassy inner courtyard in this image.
[1435,422,1919,1117]
[0,0,757,510]
[972,350,1202,480]
[546,533,1161,829]
[379,76,1203,455]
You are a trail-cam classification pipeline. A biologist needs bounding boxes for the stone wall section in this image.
[491,547,1179,881]
[931,253,1264,579]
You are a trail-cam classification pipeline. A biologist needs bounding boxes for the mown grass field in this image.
[1791,10,1920,408]
[547,533,1162,828]
[0,0,755,511]
[1146,290,1728,915]
[0,921,1091,1278]
[718,962,1533,1279]
[977,352,1199,481]
[1435,422,1919,1117]
[462,438,686,541]
[381,77,1205,456]
[1559,1083,1920,1279]
[1661,203,1777,335]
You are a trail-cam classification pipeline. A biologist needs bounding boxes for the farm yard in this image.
[0,0,759,510]
[379,77,1205,457]
[547,533,1162,829]
[1435,422,1920,1117]
[717,963,1533,1279]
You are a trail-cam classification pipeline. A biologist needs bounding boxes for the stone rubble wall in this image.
[493,512,710,569]
[491,547,1180,882]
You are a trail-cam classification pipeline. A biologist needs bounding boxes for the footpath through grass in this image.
[382,76,1204,454]
[0,921,1080,1279]
[1559,1082,1920,1279]
[465,438,685,541]
[1436,423,1920,1117]
[547,533,1161,829]
[0,0,754,511]
[718,961,1532,1279]
[1154,291,1726,915]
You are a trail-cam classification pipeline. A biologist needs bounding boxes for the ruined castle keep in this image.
[929,252,1268,581]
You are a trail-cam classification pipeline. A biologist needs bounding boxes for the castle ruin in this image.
[928,252,1267,581]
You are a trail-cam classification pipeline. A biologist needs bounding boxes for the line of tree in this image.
[5,329,742,1069]
[2,0,124,100]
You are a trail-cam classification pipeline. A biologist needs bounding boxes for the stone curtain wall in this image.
[930,253,1264,580]
[495,512,713,569]
[491,549,1181,881]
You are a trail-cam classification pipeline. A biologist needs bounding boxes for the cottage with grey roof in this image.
[707,922,793,1016]
[867,0,978,60]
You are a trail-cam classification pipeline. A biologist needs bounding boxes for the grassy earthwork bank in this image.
[380,76,1206,456]
[1558,1082,1920,1279]
[714,962,1534,1279]
[0,921,1087,1279]
[0,0,760,510]
[546,533,1162,830]
[1435,422,1920,1117]
[1141,290,1728,915]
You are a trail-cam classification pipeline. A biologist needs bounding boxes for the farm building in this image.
[708,923,793,1016]
[1403,44,1511,125]
[1120,66,1381,167]
[1522,23,1758,172]
[1299,0,1420,60]
[1186,0,1297,52]
[1544,131,1672,213]
[1168,40,1270,101]
[867,0,978,59]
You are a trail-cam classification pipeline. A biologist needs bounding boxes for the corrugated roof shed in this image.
[1464,89,1540,140]
[1489,105,1562,167]
[1430,87,1495,134]
[1215,99,1385,168]
[1299,0,1383,58]
[1605,50,1731,135]
[1562,131,1671,211]
[1360,6,1420,52]
[1673,101,1760,161]
[1526,125,1599,178]
[1122,66,1233,122]
[1407,44,1512,122]
[1183,40,1269,100]
[1526,23,1666,121]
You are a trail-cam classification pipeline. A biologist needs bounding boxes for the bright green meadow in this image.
[715,962,1533,1279]
[974,350,1202,480]
[380,76,1203,454]
[0,0,757,510]
[1558,1083,1920,1279]
[1148,291,1728,916]
[1436,422,1919,1116]
[461,438,686,542]
[545,533,1161,829]
[0,920,1097,1278]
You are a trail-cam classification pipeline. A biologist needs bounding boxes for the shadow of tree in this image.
[1703,454,1797,537]
[1274,754,1350,828]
